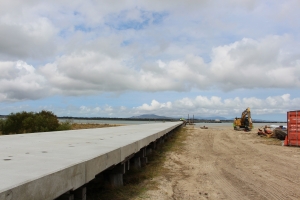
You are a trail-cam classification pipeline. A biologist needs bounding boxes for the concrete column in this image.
[146,148,152,155]
[93,173,104,185]
[132,157,141,169]
[126,160,130,171]
[74,186,86,200]
[150,142,156,150]
[112,163,126,174]
[109,173,123,187]
[137,148,146,157]
[170,131,174,137]
[135,148,148,166]
[141,157,148,166]
[164,134,168,141]
[56,192,74,200]
[160,137,164,144]
[105,163,125,187]
[142,148,145,157]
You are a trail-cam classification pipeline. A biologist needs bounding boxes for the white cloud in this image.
[79,106,90,113]
[38,50,210,96]
[137,100,172,111]
[0,34,299,102]
[210,35,300,91]
[133,94,300,117]
[0,33,300,102]
[0,14,58,60]
[0,61,49,101]
[41,35,299,96]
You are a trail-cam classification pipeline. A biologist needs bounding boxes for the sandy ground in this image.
[139,125,300,200]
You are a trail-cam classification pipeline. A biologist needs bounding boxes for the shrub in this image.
[34,110,60,132]
[57,121,72,131]
[0,118,5,133]
[1,110,64,134]
[2,111,34,134]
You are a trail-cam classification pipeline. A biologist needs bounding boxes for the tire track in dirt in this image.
[196,127,300,200]
[229,130,300,197]
[192,128,250,199]
[221,130,293,199]
[213,128,300,200]
[210,129,265,200]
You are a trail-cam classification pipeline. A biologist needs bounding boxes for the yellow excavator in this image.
[233,107,253,131]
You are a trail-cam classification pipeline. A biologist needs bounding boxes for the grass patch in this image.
[87,126,188,200]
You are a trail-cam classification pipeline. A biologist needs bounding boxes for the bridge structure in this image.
[0,122,182,200]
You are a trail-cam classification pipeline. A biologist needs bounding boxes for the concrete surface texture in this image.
[0,122,182,200]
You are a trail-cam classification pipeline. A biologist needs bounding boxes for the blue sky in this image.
[0,0,300,121]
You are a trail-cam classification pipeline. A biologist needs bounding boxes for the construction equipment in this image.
[284,110,300,146]
[233,107,253,131]
[257,125,286,140]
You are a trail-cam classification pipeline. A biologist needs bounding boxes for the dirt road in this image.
[141,126,300,200]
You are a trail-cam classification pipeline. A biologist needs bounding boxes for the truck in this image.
[233,107,253,131]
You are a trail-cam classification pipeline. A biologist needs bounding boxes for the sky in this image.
[0,0,299,121]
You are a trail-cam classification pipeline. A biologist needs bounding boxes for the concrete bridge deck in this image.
[0,121,182,200]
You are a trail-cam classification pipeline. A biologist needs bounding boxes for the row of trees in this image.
[0,111,71,135]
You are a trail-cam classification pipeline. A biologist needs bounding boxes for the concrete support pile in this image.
[106,163,126,187]
[74,186,86,200]
[56,186,86,200]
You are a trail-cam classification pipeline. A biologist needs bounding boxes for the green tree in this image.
[57,121,72,131]
[2,111,34,134]
[35,110,59,132]
[0,118,5,133]
[2,110,62,134]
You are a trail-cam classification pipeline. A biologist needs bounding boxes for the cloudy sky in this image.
[0,0,299,120]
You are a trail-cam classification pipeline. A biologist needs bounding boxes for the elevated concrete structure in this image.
[0,122,182,200]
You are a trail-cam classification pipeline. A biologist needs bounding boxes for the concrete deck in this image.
[0,122,182,200]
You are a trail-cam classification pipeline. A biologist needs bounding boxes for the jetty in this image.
[0,122,182,200]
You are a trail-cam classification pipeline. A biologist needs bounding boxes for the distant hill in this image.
[130,114,173,119]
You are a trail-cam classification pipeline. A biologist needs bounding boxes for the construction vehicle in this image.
[233,107,253,131]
